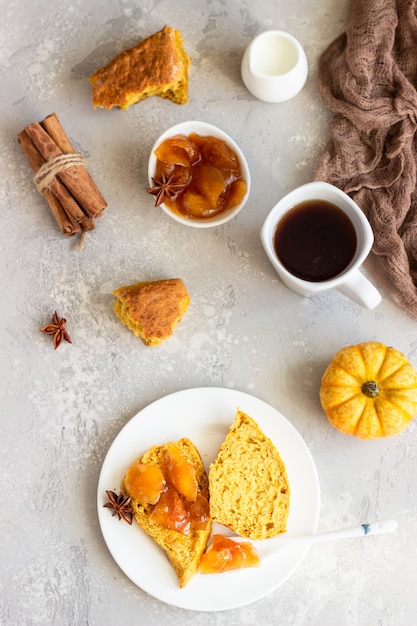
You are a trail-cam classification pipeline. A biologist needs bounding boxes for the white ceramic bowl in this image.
[147,121,251,228]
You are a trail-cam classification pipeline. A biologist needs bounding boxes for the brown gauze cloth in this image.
[315,0,417,319]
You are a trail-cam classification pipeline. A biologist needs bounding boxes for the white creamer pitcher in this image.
[241,30,308,103]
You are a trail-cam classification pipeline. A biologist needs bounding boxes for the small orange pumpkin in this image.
[319,341,417,439]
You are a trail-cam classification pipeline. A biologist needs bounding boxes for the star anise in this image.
[103,490,133,525]
[40,311,72,350]
[146,171,188,206]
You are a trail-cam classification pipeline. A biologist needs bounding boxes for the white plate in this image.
[97,387,320,611]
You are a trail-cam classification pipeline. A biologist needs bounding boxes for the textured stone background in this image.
[1,1,416,624]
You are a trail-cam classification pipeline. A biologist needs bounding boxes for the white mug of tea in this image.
[241,30,308,103]
[260,181,382,309]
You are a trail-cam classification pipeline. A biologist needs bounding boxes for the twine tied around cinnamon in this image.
[33,152,88,194]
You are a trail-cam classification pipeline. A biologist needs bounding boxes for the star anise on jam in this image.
[39,311,72,350]
[103,490,133,525]
[146,171,188,206]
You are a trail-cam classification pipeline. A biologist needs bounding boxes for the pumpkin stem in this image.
[362,381,380,398]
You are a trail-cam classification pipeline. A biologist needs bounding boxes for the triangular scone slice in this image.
[113,278,190,346]
[123,438,212,588]
[209,409,290,540]
[90,25,191,109]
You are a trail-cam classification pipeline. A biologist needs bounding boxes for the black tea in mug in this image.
[273,200,357,282]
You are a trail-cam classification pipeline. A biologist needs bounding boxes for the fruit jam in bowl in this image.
[147,121,251,228]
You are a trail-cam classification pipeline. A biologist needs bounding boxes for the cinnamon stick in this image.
[41,113,75,153]
[17,130,81,237]
[81,217,96,232]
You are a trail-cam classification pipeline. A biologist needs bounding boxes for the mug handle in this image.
[337,270,382,309]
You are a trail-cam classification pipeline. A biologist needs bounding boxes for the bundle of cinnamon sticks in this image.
[18,113,107,238]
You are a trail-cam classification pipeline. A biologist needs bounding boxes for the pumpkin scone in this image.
[113,278,190,346]
[90,25,191,109]
[122,438,212,588]
[320,341,417,439]
[209,409,290,540]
